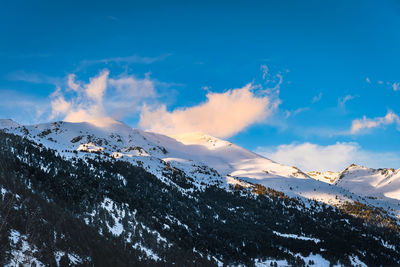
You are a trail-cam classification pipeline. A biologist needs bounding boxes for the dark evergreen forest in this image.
[0,132,399,266]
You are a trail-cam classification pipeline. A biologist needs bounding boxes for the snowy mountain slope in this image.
[0,119,19,129]
[307,171,340,184]
[1,118,400,217]
[165,132,400,214]
[306,164,400,208]
[3,131,398,266]
[0,118,308,186]
[2,119,304,181]
[1,119,226,190]
[171,132,308,179]
[334,164,400,201]
[1,119,400,266]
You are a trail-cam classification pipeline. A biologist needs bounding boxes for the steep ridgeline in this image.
[336,164,400,200]
[0,119,309,189]
[0,118,394,212]
[0,119,399,266]
[308,165,400,207]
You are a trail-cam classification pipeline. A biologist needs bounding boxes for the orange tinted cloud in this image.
[139,83,279,138]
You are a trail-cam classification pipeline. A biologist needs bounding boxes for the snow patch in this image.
[273,231,320,243]
[77,142,104,153]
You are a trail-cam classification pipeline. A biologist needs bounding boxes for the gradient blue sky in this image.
[1,0,400,171]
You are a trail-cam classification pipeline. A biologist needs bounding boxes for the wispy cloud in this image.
[107,73,156,118]
[2,68,179,127]
[0,90,50,124]
[351,111,400,134]
[257,142,400,172]
[107,15,119,21]
[78,54,171,70]
[5,70,61,85]
[297,126,349,138]
[366,77,400,92]
[49,69,158,126]
[260,64,283,94]
[393,82,400,91]
[285,107,309,118]
[261,64,269,80]
[338,94,357,108]
[311,92,322,103]
[285,93,321,118]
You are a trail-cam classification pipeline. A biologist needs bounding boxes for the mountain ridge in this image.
[1,118,400,216]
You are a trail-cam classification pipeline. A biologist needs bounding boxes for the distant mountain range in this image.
[0,118,399,266]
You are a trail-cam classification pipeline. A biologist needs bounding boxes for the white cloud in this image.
[260,64,283,94]
[139,83,280,138]
[261,65,269,80]
[367,78,400,92]
[285,107,309,118]
[270,73,283,94]
[107,73,156,118]
[49,88,71,120]
[338,94,357,108]
[11,66,282,136]
[312,92,322,103]
[257,142,400,172]
[56,70,110,126]
[67,74,81,92]
[4,65,282,136]
[85,70,109,103]
[393,82,400,91]
[49,69,157,126]
[351,111,400,134]
[109,73,155,98]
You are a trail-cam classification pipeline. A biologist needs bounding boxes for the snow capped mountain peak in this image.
[0,119,19,129]
[171,132,233,150]
[334,164,400,201]
[344,163,367,171]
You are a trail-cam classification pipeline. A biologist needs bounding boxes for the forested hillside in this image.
[0,132,399,266]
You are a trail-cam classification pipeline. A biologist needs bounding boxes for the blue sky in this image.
[1,0,400,171]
